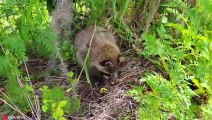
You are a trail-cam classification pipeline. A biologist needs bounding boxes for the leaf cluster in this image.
[40,86,80,120]
[130,0,212,119]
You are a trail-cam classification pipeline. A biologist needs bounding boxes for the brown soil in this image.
[14,50,160,120]
[67,53,160,120]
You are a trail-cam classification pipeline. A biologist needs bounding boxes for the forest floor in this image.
[22,48,163,120]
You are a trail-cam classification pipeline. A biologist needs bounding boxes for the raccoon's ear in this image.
[104,61,113,68]
[118,53,124,64]
[100,60,113,68]
[118,56,125,67]
[118,57,124,64]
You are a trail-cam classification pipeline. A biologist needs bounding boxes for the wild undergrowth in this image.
[74,0,212,119]
[1,0,212,119]
[0,0,79,119]
[128,0,212,119]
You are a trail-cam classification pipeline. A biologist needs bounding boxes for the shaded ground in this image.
[67,51,161,120]
[9,39,206,120]
[7,50,161,120]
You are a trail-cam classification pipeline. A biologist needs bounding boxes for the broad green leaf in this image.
[58,101,68,108]
[25,85,33,92]
[42,105,48,112]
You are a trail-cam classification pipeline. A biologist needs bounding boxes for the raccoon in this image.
[74,25,122,82]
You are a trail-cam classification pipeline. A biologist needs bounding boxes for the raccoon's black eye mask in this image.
[102,71,112,76]
[99,60,114,76]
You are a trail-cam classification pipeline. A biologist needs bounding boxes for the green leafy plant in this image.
[128,73,195,119]
[0,0,54,112]
[40,86,80,120]
[130,0,212,119]
[0,0,77,119]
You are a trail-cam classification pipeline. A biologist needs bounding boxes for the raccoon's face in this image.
[97,55,124,81]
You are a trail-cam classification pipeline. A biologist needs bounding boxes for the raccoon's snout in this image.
[103,71,117,82]
[111,71,118,81]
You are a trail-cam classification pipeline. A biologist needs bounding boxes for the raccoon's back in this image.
[74,26,95,52]
[74,25,116,48]
[74,25,118,63]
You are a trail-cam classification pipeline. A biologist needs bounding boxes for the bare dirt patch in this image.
[70,55,158,120]
[17,50,160,120]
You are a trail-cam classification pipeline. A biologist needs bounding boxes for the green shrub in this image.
[129,0,212,119]
[128,73,195,119]
[0,1,79,119]
[40,86,80,120]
